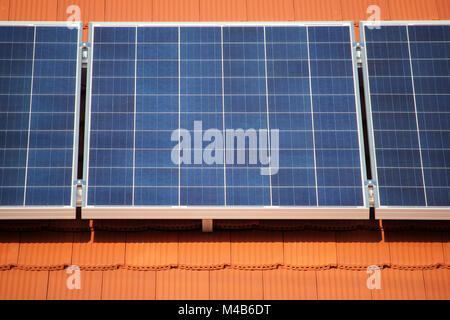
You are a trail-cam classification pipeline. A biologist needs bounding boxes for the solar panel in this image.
[0,22,82,219]
[361,21,450,219]
[84,22,368,219]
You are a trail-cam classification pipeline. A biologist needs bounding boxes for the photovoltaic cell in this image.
[0,23,81,208]
[86,23,366,209]
[363,22,450,208]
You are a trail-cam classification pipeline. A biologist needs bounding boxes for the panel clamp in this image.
[365,180,376,208]
[355,42,363,67]
[81,43,90,68]
[74,180,85,207]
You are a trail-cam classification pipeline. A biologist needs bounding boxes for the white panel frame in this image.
[0,21,83,220]
[83,21,369,220]
[360,20,450,220]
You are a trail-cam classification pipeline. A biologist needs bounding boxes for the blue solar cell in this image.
[364,23,450,207]
[0,24,80,208]
[86,24,366,209]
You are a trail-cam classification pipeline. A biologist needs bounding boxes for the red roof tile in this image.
[372,269,426,300]
[0,232,19,269]
[293,0,343,21]
[210,269,264,300]
[72,231,126,270]
[316,269,372,300]
[47,269,102,300]
[0,0,9,20]
[423,268,450,300]
[443,232,450,265]
[388,0,439,20]
[105,0,153,22]
[284,231,337,269]
[263,269,317,300]
[341,0,391,21]
[18,231,73,270]
[336,230,390,269]
[9,0,58,20]
[386,231,445,269]
[231,230,283,269]
[125,231,178,270]
[246,0,295,21]
[435,0,450,19]
[0,269,48,300]
[102,269,156,300]
[199,0,247,21]
[179,231,230,270]
[153,0,200,21]
[156,269,209,300]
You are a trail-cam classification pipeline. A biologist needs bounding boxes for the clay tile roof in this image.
[210,269,264,300]
[126,231,178,270]
[102,269,156,300]
[47,270,103,300]
[316,269,372,300]
[0,232,19,270]
[156,269,209,300]
[263,269,317,300]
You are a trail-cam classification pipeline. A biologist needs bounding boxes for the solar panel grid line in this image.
[263,26,273,206]
[405,24,429,207]
[221,26,227,206]
[21,26,36,205]
[306,26,319,206]
[178,26,181,206]
[132,26,137,206]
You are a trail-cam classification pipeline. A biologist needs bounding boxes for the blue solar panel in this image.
[0,23,81,209]
[362,22,450,208]
[86,23,366,210]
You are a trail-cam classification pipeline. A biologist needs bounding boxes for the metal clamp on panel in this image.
[81,43,90,68]
[74,180,85,207]
[355,43,363,67]
[365,180,376,208]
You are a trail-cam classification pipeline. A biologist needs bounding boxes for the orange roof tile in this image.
[443,232,450,265]
[231,230,283,269]
[105,0,153,22]
[102,269,156,300]
[18,231,73,270]
[423,268,450,300]
[387,231,445,269]
[153,0,200,21]
[0,0,9,20]
[57,0,105,41]
[210,269,264,300]
[178,231,230,270]
[293,0,343,21]
[372,269,426,300]
[263,269,317,300]
[199,0,247,21]
[72,231,126,270]
[246,0,295,21]
[341,0,391,22]
[388,0,439,20]
[435,0,450,19]
[125,231,178,270]
[0,232,19,269]
[316,269,372,300]
[336,230,390,269]
[284,231,337,269]
[0,269,48,300]
[9,0,58,21]
[156,269,209,300]
[47,270,102,300]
